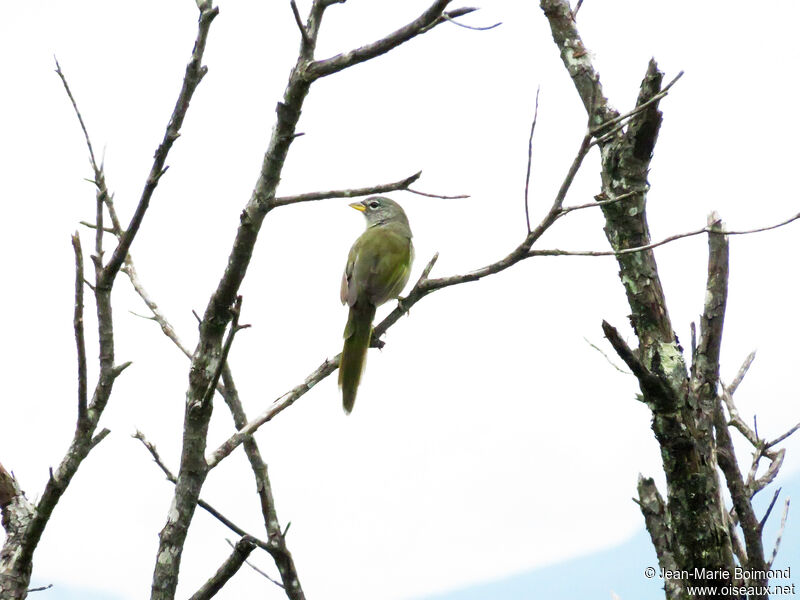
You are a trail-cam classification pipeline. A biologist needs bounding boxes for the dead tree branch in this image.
[272,171,421,207]
[187,536,256,600]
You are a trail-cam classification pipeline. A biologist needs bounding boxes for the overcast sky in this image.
[2,1,799,599]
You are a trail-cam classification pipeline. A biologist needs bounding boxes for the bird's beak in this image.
[349,202,366,212]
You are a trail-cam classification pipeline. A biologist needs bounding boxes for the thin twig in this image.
[570,0,584,20]
[760,487,782,529]
[306,3,478,79]
[529,211,800,258]
[225,539,285,589]
[767,498,790,568]
[132,432,272,551]
[200,296,249,408]
[590,71,684,142]
[441,11,501,30]
[583,336,629,374]
[767,422,800,449]
[101,6,219,285]
[289,0,312,46]
[405,188,469,199]
[54,59,99,170]
[728,351,756,396]
[524,87,541,234]
[559,189,643,215]
[272,172,421,207]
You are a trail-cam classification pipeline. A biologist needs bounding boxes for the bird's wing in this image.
[340,242,358,305]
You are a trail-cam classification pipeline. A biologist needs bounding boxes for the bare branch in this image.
[601,320,676,412]
[206,356,339,468]
[767,498,790,568]
[71,234,88,429]
[101,6,219,285]
[767,422,800,449]
[187,537,256,600]
[306,2,477,79]
[636,476,684,599]
[721,386,761,448]
[524,87,541,234]
[760,488,782,529]
[225,539,284,589]
[133,432,274,551]
[558,188,643,216]
[405,188,469,199]
[691,212,728,412]
[728,351,756,396]
[272,171,421,207]
[583,337,629,374]
[199,296,249,409]
[713,402,767,579]
[54,59,100,174]
[441,11,501,31]
[289,0,312,48]
[590,70,684,143]
[528,210,800,258]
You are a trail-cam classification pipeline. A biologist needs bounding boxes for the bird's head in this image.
[349,196,410,229]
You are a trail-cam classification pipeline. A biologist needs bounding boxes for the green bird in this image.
[339,197,414,413]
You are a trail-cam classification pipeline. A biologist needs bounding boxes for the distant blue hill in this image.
[421,472,799,600]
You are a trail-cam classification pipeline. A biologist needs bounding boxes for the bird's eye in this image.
[369,201,380,209]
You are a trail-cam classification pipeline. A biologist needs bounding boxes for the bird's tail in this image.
[339,302,377,414]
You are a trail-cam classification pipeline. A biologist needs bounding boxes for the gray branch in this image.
[187,537,256,600]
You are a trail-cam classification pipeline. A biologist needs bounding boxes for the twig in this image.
[79,221,116,234]
[54,59,99,171]
[289,0,312,47]
[590,71,684,143]
[728,351,756,396]
[767,422,800,449]
[188,536,256,600]
[529,210,800,258]
[767,498,790,568]
[27,584,53,593]
[101,5,219,285]
[71,234,88,428]
[558,189,643,215]
[524,87,541,233]
[132,432,272,551]
[206,356,340,468]
[441,11,501,30]
[760,488,782,529]
[306,2,478,79]
[225,538,284,589]
[272,171,421,207]
[583,336,629,374]
[570,0,584,20]
[199,296,249,408]
[405,188,469,199]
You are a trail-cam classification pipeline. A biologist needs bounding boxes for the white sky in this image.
[2,1,799,599]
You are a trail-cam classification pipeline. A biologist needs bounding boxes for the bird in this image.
[339,196,414,414]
